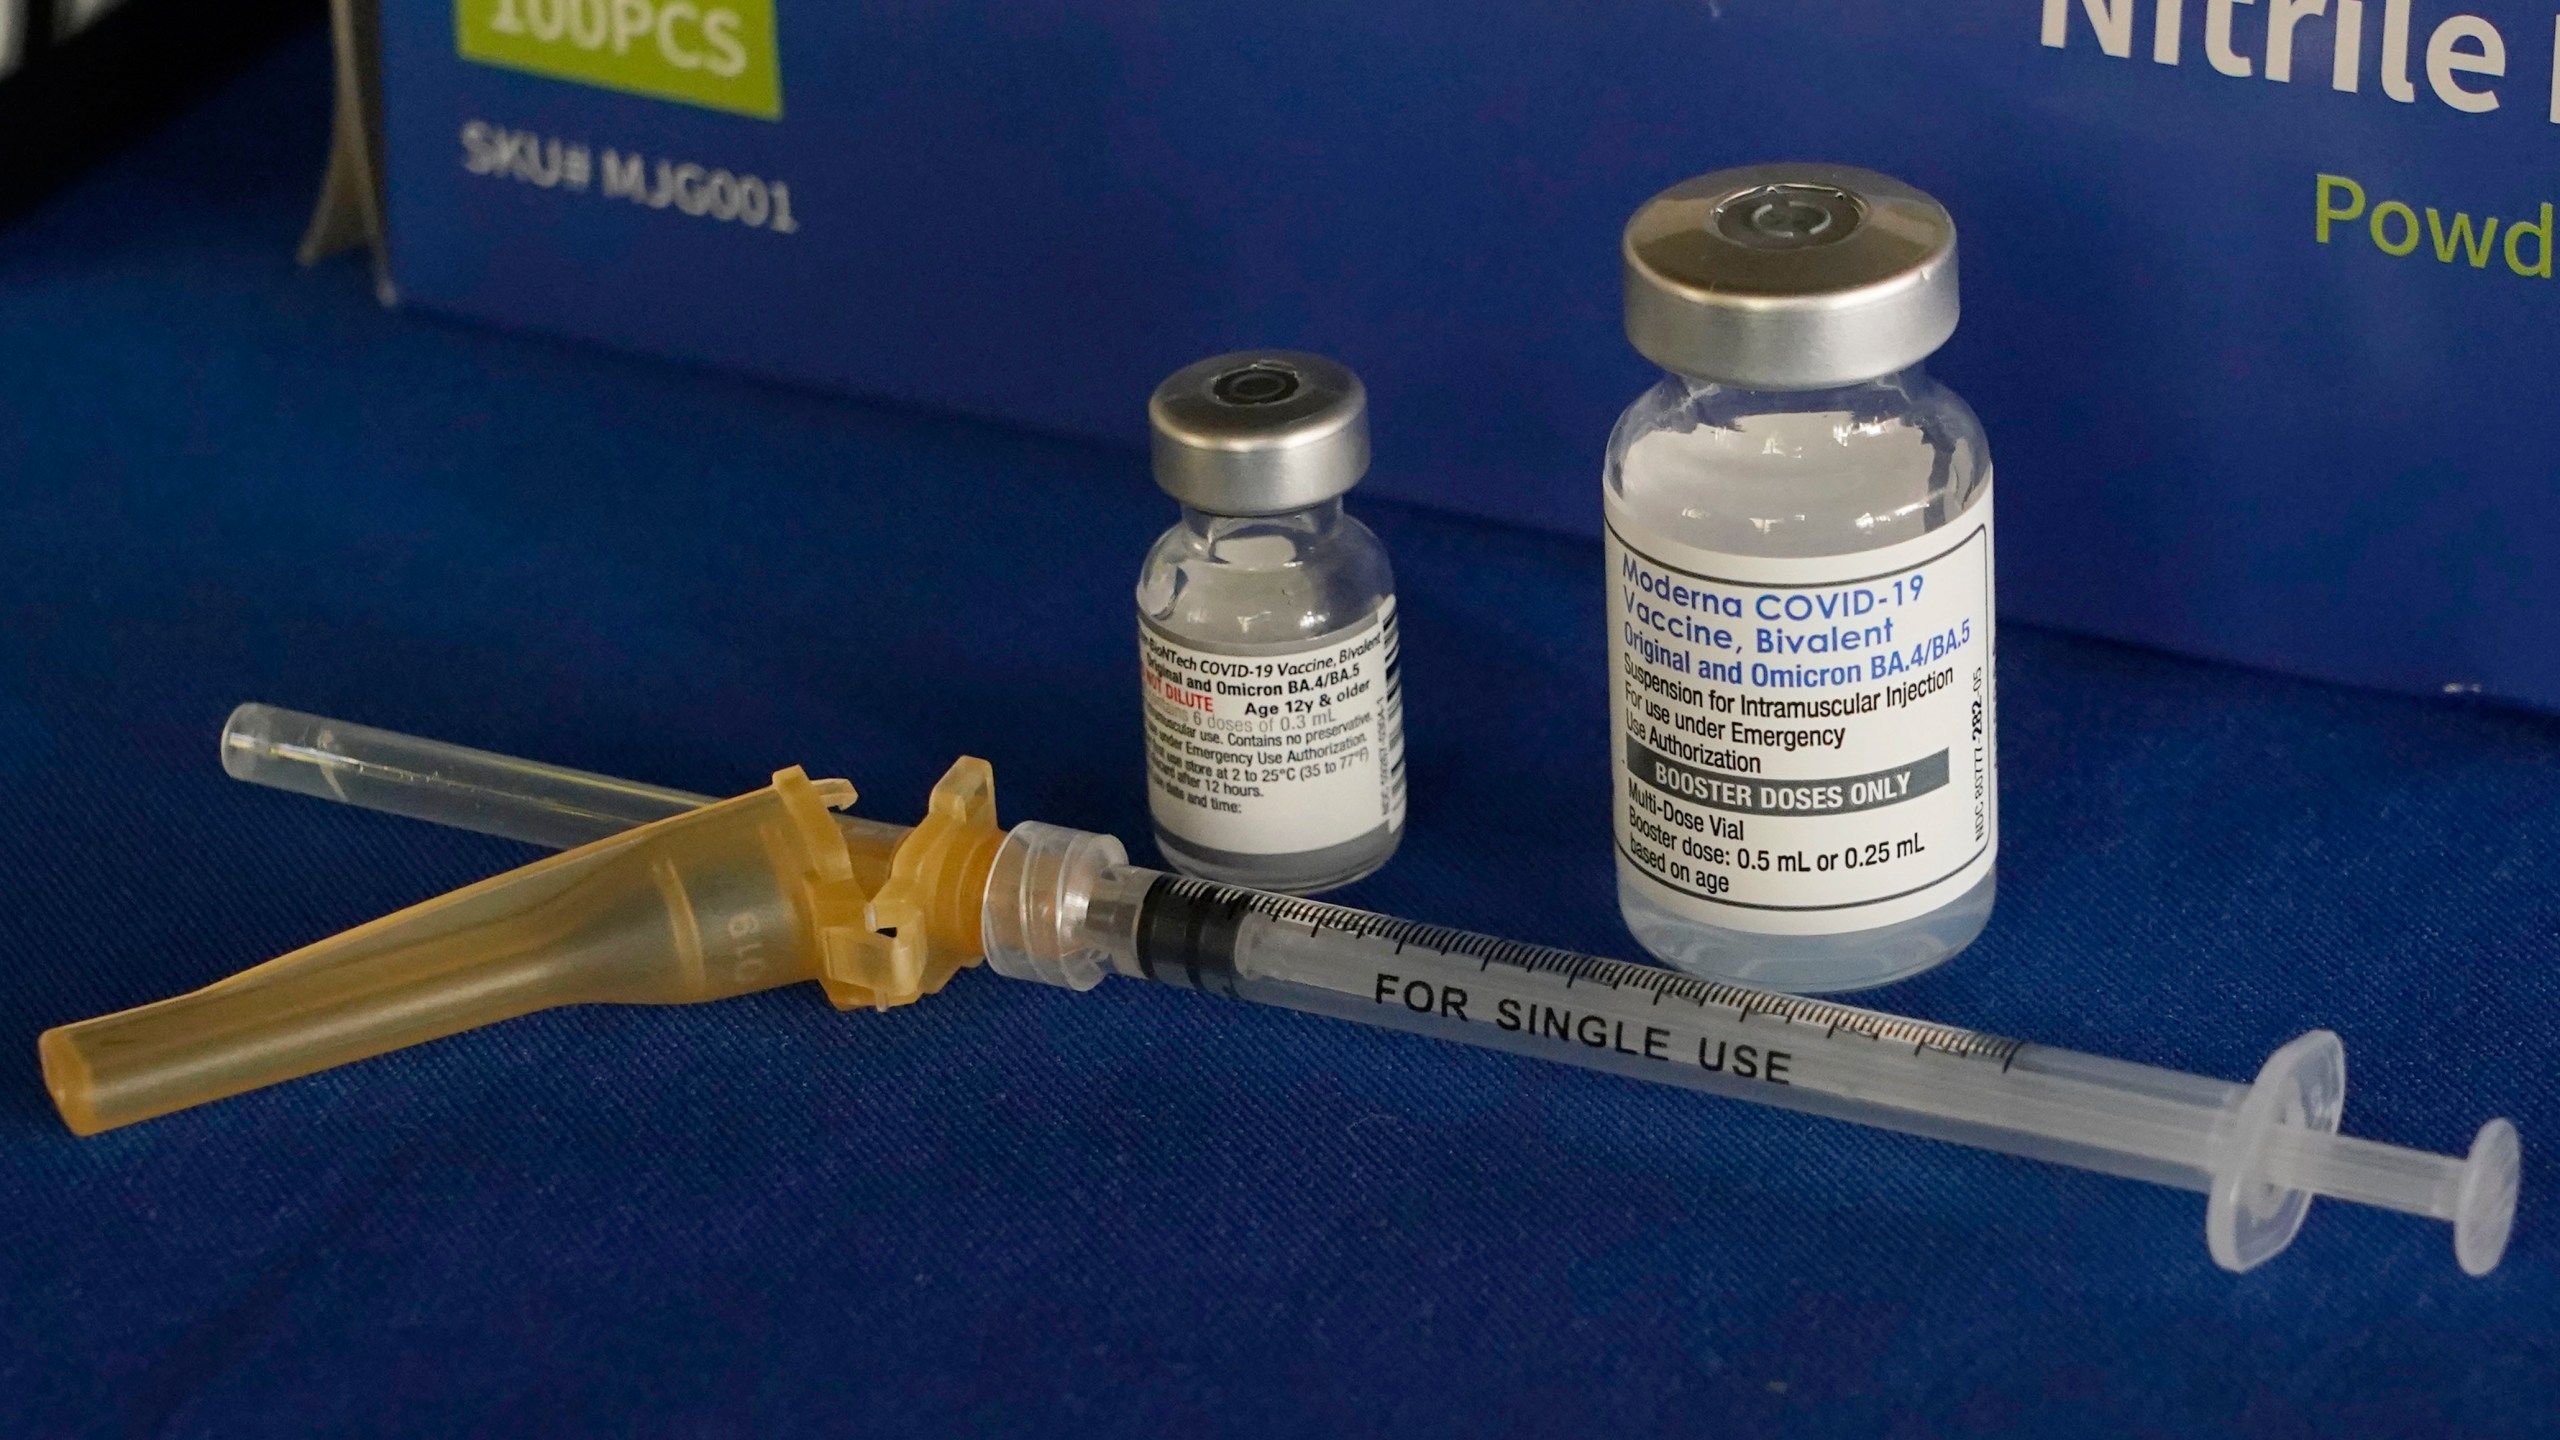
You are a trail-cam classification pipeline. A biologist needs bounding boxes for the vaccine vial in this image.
[1137,350,1407,894]
[1606,165,1996,993]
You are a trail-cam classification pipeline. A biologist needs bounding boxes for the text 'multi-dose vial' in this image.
[1607,164,1997,993]
[1138,351,1406,895]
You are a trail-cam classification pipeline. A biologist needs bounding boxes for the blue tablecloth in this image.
[3,30,2552,1438]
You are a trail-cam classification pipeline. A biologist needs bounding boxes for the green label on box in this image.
[456,0,781,120]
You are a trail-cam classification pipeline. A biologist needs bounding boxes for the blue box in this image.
[347,0,2560,710]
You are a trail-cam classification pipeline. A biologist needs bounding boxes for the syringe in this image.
[991,823,2518,1277]
[52,705,2520,1278]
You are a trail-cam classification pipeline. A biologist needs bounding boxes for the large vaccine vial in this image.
[1606,165,1996,993]
[1137,350,1406,894]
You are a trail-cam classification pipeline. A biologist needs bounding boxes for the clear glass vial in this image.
[1605,166,1996,992]
[1137,351,1406,894]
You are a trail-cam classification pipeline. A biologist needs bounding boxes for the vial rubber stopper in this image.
[1148,350,1369,516]
[1622,163,1960,390]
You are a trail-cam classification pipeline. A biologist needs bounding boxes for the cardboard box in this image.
[316,0,2560,710]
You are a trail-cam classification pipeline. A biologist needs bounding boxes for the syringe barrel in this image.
[1227,937,2246,1199]
[982,829,2243,1189]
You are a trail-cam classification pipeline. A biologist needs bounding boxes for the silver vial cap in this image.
[1149,350,1369,515]
[1622,163,1959,390]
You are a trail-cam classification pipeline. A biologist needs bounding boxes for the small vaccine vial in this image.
[1137,350,1407,894]
[1606,164,1996,993]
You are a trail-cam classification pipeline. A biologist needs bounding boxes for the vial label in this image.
[1606,484,1996,934]
[1141,600,1407,856]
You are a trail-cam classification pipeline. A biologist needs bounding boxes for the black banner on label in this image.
[1627,739,1947,818]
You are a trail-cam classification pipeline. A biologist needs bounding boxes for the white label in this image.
[1141,601,1408,855]
[1606,483,1997,934]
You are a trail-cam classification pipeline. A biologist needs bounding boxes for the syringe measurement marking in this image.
[1184,880,2020,1066]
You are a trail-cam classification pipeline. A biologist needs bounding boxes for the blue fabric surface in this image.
[2,31,2554,1438]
